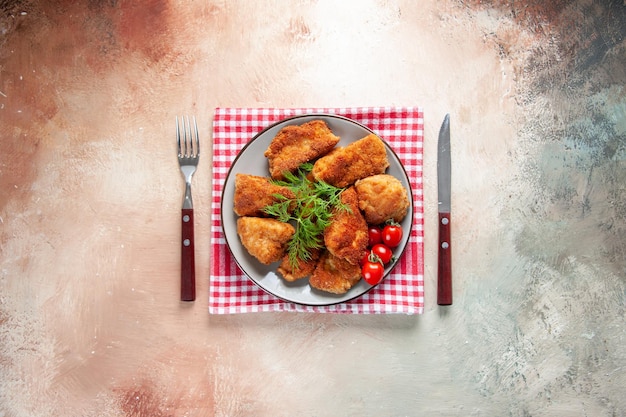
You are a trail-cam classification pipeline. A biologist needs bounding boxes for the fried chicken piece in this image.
[277,249,321,282]
[309,251,361,294]
[236,217,295,265]
[264,120,340,180]
[311,133,389,187]
[233,173,296,217]
[323,187,368,265]
[355,174,410,224]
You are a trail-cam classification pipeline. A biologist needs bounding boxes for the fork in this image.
[176,115,199,301]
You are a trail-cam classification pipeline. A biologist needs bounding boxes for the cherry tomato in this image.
[360,250,371,266]
[368,226,382,247]
[382,223,403,248]
[371,243,393,265]
[362,261,384,285]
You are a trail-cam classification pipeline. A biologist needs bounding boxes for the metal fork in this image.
[176,115,199,301]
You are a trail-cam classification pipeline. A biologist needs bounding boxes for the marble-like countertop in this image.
[1,1,624,415]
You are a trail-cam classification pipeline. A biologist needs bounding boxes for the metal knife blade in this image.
[437,114,452,305]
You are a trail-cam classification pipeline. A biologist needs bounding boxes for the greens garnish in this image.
[263,163,349,269]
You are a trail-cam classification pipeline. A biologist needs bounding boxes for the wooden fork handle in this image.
[181,208,196,301]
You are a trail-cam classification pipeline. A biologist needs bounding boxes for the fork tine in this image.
[176,116,182,156]
[192,116,199,156]
[184,115,190,157]
[185,115,192,157]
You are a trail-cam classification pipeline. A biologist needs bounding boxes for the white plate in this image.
[220,114,413,306]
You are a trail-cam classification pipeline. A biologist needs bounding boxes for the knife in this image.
[437,114,452,305]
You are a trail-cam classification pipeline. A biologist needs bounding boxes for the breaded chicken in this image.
[309,251,361,294]
[277,249,321,282]
[355,174,410,224]
[236,217,295,265]
[264,120,340,180]
[233,173,296,217]
[311,133,389,187]
[323,187,368,265]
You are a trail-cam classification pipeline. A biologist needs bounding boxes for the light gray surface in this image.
[1,1,624,416]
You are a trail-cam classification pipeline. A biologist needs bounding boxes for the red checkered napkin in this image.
[210,107,424,314]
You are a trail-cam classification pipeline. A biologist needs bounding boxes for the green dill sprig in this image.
[263,163,349,269]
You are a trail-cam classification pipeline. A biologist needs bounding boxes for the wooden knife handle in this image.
[181,208,196,301]
[438,211,452,305]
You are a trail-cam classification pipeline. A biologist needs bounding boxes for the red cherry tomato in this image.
[362,261,384,285]
[382,224,403,248]
[371,243,393,265]
[368,226,382,247]
[360,250,371,266]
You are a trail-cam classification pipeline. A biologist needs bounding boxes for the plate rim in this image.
[219,113,414,306]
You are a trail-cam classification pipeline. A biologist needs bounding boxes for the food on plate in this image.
[232,119,411,295]
[311,133,389,187]
[263,163,346,270]
[309,251,362,294]
[361,259,384,285]
[382,222,403,248]
[264,119,340,180]
[370,243,393,265]
[236,217,295,264]
[367,226,382,247]
[277,248,321,282]
[233,173,296,217]
[355,174,410,224]
[323,187,368,265]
